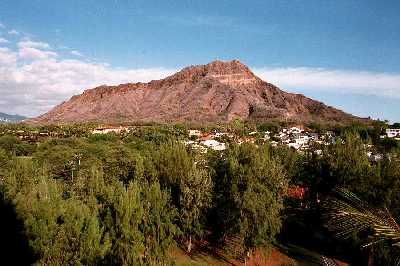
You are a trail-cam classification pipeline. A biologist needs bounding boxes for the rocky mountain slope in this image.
[27,60,360,124]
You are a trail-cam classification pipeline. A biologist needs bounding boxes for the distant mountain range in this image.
[27,60,364,125]
[0,112,27,123]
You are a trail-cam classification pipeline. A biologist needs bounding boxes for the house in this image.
[294,134,310,145]
[183,140,207,153]
[367,152,383,162]
[92,126,129,134]
[308,133,319,141]
[287,142,301,150]
[288,127,303,134]
[214,132,229,138]
[200,133,214,141]
[188,129,202,138]
[200,139,226,151]
[262,132,270,141]
[386,128,400,138]
[269,141,279,147]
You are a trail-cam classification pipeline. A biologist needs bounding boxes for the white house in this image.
[92,126,129,134]
[287,142,301,150]
[386,128,400,138]
[200,139,226,151]
[269,141,279,147]
[262,132,271,141]
[367,152,383,162]
[289,127,303,134]
[188,129,202,138]
[294,135,310,145]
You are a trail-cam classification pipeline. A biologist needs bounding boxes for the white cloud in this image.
[0,44,175,116]
[16,40,56,60]
[18,47,57,60]
[18,40,50,49]
[0,22,5,28]
[253,67,400,98]
[70,50,82,56]
[8,29,19,35]
[1,32,399,119]
[0,47,17,65]
[0,37,9,44]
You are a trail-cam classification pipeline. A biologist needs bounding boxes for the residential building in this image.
[200,139,226,151]
[386,128,400,138]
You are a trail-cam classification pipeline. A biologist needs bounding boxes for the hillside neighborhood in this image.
[2,124,399,156]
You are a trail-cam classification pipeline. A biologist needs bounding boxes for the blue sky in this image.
[0,0,399,121]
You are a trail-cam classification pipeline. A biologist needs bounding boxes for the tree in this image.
[320,133,373,196]
[0,148,9,170]
[212,144,288,263]
[324,188,400,265]
[179,166,212,253]
[153,141,213,253]
[10,171,109,265]
[0,135,21,155]
[105,181,145,265]
[104,181,178,265]
[392,123,400,129]
[140,182,178,264]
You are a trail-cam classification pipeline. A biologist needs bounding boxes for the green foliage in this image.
[4,159,109,265]
[179,166,213,252]
[87,132,119,143]
[322,133,371,192]
[153,141,193,187]
[324,188,400,265]
[211,143,288,257]
[0,135,21,155]
[153,141,213,252]
[257,121,281,134]
[35,144,77,178]
[379,137,400,153]
[392,123,400,129]
[140,182,178,264]
[105,181,144,265]
[270,145,304,182]
[0,148,9,169]
[102,146,144,184]
[306,122,327,133]
[3,123,397,264]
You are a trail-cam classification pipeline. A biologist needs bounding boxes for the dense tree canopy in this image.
[0,122,399,265]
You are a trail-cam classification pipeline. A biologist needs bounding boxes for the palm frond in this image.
[323,188,400,249]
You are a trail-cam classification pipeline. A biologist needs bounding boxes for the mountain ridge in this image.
[27,60,363,125]
[0,112,27,123]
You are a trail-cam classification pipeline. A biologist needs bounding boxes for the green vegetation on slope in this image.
[0,122,399,265]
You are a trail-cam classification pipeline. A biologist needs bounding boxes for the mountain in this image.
[27,60,361,125]
[0,112,27,123]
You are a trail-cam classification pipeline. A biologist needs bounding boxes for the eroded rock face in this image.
[27,60,359,124]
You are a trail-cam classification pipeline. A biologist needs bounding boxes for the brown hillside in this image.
[27,60,360,125]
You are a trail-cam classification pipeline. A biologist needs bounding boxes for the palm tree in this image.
[323,188,400,265]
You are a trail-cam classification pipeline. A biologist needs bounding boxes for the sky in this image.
[0,0,399,122]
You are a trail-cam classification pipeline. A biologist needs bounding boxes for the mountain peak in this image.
[169,60,257,86]
[205,59,251,72]
[183,59,252,75]
[26,60,360,125]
